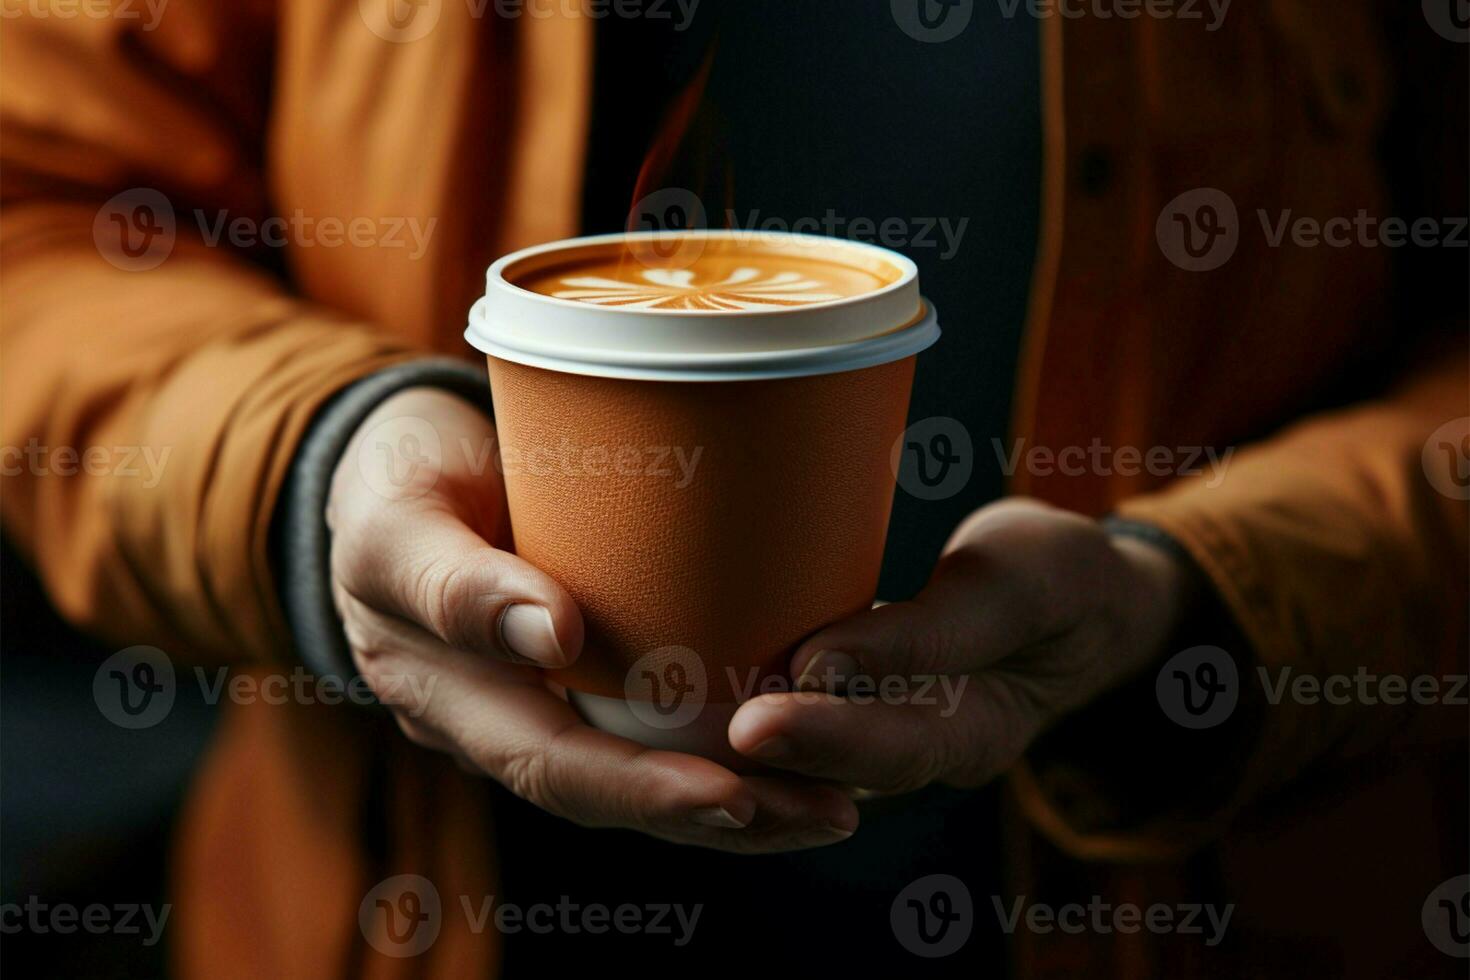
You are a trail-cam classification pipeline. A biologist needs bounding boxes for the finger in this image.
[335,505,583,667]
[344,603,856,850]
[727,679,1042,792]
[789,563,1043,689]
[700,776,859,854]
[787,517,1087,687]
[791,501,1116,688]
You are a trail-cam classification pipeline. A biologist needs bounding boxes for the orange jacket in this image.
[1,3,1464,978]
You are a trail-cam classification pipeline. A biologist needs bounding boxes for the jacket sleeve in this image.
[1012,10,1468,858]
[0,8,418,663]
[1011,332,1469,864]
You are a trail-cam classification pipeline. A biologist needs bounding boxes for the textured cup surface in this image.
[487,354,915,703]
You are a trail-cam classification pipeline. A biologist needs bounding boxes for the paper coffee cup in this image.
[465,231,939,762]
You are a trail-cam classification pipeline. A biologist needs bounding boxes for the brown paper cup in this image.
[466,231,939,758]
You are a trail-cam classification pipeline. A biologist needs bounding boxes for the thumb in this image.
[787,553,1042,689]
[338,505,584,667]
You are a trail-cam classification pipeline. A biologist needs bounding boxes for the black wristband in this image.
[1101,515,1193,565]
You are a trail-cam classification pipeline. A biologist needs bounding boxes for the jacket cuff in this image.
[274,358,492,689]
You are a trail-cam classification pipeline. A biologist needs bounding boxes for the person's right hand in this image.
[326,385,859,852]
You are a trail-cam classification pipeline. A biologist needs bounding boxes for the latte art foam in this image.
[508,235,902,314]
[552,267,843,311]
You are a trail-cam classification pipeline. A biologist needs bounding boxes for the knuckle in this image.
[498,747,560,814]
[411,554,500,650]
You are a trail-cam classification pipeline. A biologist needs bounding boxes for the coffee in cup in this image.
[465,230,938,765]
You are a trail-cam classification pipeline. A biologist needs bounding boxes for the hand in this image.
[327,386,857,851]
[727,499,1197,792]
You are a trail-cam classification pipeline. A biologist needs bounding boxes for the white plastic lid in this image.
[465,230,940,381]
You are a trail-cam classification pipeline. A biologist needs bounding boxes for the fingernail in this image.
[747,736,794,762]
[691,806,749,830]
[804,824,855,846]
[795,650,858,692]
[499,604,565,666]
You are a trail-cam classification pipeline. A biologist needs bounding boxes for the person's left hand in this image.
[727,499,1199,792]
